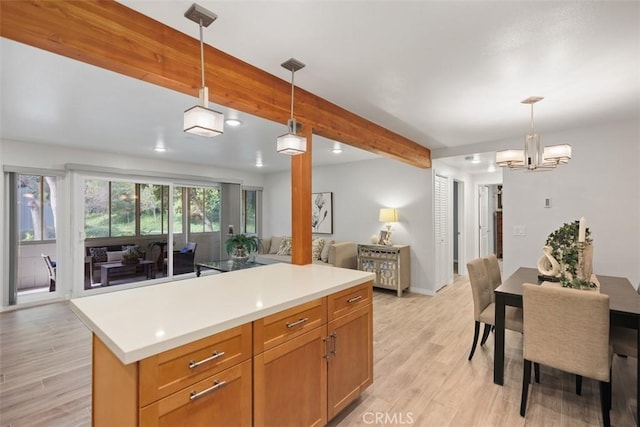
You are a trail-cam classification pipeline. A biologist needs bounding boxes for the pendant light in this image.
[277,58,307,155]
[496,97,571,171]
[183,3,224,138]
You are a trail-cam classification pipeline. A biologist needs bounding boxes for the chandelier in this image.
[183,3,224,138]
[276,58,307,155]
[496,97,571,171]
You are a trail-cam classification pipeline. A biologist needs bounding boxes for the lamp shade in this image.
[543,144,572,164]
[276,132,307,155]
[495,149,524,168]
[379,208,398,223]
[184,105,224,137]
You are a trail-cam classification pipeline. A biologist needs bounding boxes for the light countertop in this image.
[70,263,375,364]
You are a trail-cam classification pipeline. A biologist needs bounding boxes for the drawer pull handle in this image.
[189,351,225,369]
[347,295,363,304]
[286,317,309,328]
[189,380,226,400]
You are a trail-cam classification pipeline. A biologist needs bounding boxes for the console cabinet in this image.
[357,244,410,296]
[92,282,373,427]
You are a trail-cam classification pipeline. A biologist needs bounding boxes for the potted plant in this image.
[225,234,260,263]
[121,246,142,265]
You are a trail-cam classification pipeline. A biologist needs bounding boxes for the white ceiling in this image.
[1,1,639,174]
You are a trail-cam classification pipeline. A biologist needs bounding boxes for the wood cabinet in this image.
[253,282,373,426]
[357,244,410,296]
[93,323,252,427]
[327,284,373,419]
[92,282,373,427]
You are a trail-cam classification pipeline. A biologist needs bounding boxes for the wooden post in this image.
[291,126,313,265]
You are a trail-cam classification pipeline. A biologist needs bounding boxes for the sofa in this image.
[258,236,357,269]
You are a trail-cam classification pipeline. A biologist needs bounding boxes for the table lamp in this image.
[378,208,398,245]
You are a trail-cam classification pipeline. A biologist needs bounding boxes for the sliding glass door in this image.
[6,172,60,305]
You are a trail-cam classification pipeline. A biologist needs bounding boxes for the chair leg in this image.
[521,359,532,417]
[576,375,583,396]
[480,323,492,346]
[599,381,611,427]
[468,321,480,361]
[534,363,540,383]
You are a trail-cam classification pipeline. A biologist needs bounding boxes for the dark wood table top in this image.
[496,267,640,316]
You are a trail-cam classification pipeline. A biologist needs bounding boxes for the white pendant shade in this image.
[496,149,524,168]
[183,5,224,138]
[184,105,224,137]
[543,144,572,164]
[277,132,307,155]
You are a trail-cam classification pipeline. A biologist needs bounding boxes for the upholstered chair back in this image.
[467,258,492,322]
[522,283,610,381]
[483,254,502,302]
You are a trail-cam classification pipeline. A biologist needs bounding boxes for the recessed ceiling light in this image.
[255,161,263,168]
[332,142,342,154]
[225,118,242,127]
[154,146,167,152]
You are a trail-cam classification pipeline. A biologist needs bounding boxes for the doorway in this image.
[478,184,489,257]
[453,180,464,275]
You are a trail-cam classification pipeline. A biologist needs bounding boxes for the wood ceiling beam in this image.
[0,0,431,168]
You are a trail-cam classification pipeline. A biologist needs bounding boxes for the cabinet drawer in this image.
[139,323,252,407]
[253,298,327,354]
[328,282,372,321]
[140,359,252,427]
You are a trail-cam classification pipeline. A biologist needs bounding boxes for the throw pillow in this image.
[312,238,325,261]
[260,237,271,254]
[180,247,191,253]
[107,251,123,262]
[122,244,140,253]
[270,236,284,254]
[89,247,108,263]
[277,236,292,256]
[320,239,334,263]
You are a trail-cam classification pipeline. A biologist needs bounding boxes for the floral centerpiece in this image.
[542,219,596,290]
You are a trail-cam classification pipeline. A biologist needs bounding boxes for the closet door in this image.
[434,174,449,290]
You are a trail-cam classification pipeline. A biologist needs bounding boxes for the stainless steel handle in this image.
[286,317,309,328]
[189,380,226,400]
[330,332,337,355]
[347,295,363,304]
[189,351,225,369]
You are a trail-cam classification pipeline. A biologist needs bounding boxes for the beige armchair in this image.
[520,284,611,426]
[466,258,522,361]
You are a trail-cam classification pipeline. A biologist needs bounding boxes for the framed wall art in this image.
[312,192,333,234]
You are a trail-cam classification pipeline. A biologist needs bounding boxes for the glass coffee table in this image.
[195,257,280,277]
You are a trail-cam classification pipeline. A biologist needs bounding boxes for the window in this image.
[243,189,257,234]
[188,186,220,233]
[18,174,57,241]
[84,180,218,237]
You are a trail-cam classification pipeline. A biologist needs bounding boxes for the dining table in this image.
[494,267,640,425]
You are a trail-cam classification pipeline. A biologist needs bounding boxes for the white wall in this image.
[264,158,437,295]
[0,139,267,307]
[503,119,640,288]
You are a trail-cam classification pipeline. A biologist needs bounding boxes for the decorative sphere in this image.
[370,234,379,244]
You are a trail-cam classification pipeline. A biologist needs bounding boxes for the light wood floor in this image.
[1,275,637,426]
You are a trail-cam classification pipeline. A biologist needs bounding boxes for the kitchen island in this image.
[71,262,375,426]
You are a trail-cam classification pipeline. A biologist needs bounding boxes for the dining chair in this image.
[521,283,611,426]
[41,254,56,292]
[467,258,522,361]
[611,283,640,359]
[483,254,502,302]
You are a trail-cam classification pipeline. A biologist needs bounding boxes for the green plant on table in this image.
[225,234,260,257]
[545,220,595,289]
[122,246,142,263]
